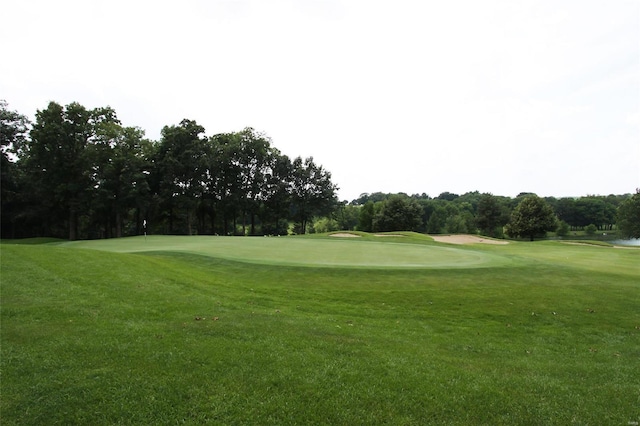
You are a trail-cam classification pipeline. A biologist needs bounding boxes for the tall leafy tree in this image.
[617,190,640,239]
[554,198,576,229]
[426,202,447,234]
[290,156,337,234]
[259,152,293,235]
[333,203,359,231]
[357,201,374,232]
[234,128,274,235]
[208,132,243,234]
[373,195,423,232]
[505,195,557,241]
[0,101,30,237]
[91,120,151,238]
[153,119,208,234]
[476,193,507,237]
[25,102,106,239]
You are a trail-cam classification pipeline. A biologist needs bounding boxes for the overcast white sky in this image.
[2,0,639,201]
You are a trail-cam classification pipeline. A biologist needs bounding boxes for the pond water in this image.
[611,238,640,246]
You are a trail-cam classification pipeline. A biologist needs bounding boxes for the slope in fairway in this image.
[61,235,512,269]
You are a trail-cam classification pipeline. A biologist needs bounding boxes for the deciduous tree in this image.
[290,156,337,234]
[153,119,208,234]
[26,102,111,239]
[617,190,640,239]
[476,193,507,237]
[373,195,423,232]
[0,101,30,237]
[505,196,557,241]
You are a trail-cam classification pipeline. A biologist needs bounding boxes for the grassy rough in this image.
[1,236,639,425]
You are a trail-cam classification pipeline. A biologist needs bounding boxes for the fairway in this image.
[2,235,639,425]
[61,235,514,268]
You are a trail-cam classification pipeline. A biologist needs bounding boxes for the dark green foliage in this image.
[556,220,570,237]
[153,119,209,234]
[554,196,619,230]
[90,123,151,238]
[477,193,508,237]
[289,156,338,234]
[0,101,30,238]
[4,101,339,238]
[426,204,447,234]
[505,195,557,241]
[3,100,633,240]
[617,190,640,238]
[372,195,423,232]
[333,203,359,231]
[357,201,374,232]
[23,102,115,240]
[436,191,459,201]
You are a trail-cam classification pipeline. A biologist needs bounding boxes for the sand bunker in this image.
[329,233,361,238]
[430,235,509,245]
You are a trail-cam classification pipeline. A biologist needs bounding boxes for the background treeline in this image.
[1,101,337,239]
[321,191,631,238]
[2,100,637,241]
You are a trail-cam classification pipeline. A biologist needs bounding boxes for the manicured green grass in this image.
[1,235,639,425]
[60,234,514,269]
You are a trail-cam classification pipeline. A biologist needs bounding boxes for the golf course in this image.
[1,233,639,424]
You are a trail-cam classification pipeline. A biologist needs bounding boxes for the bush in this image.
[556,221,570,238]
[585,224,597,236]
[312,217,340,234]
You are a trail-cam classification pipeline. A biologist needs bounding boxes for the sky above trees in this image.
[2,0,638,201]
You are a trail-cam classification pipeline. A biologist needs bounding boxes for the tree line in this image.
[320,190,639,240]
[1,101,337,239]
[3,100,638,241]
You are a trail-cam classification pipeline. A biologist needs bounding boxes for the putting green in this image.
[62,235,513,269]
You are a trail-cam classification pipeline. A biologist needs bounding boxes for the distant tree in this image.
[437,192,459,201]
[554,198,577,229]
[333,203,359,231]
[0,100,29,154]
[617,190,640,239]
[312,217,340,233]
[476,194,504,237]
[556,220,570,238]
[153,119,208,234]
[373,195,422,232]
[357,201,374,232]
[259,152,293,235]
[426,205,447,234]
[455,191,481,213]
[0,101,30,237]
[91,121,151,238]
[505,196,557,241]
[290,156,337,234]
[25,102,113,240]
[351,192,389,205]
[585,224,597,236]
[445,214,467,234]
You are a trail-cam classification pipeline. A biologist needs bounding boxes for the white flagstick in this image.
[143,219,147,242]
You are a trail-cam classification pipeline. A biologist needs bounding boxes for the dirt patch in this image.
[329,233,361,238]
[430,234,509,245]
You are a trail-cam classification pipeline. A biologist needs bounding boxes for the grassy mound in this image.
[1,237,639,424]
[60,235,513,269]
